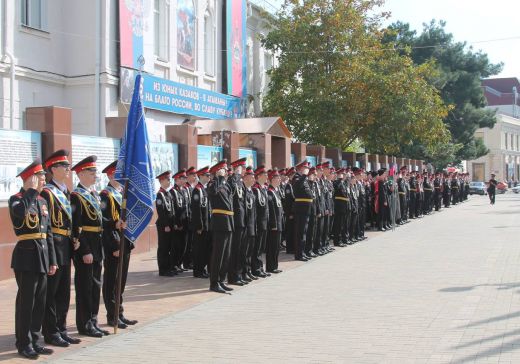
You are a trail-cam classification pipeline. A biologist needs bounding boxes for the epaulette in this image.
[14,192,22,197]
[100,189,109,195]
[268,187,275,192]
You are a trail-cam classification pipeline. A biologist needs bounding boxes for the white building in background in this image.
[0,0,275,141]
[466,78,520,182]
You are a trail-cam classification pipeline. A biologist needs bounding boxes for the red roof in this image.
[482,78,520,107]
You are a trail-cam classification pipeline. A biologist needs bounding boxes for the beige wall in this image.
[467,113,520,182]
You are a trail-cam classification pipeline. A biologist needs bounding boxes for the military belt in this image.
[423,188,433,191]
[212,209,234,216]
[295,198,313,203]
[409,189,417,192]
[434,187,441,189]
[398,192,406,195]
[81,226,102,233]
[334,196,349,202]
[18,233,47,241]
[52,227,71,237]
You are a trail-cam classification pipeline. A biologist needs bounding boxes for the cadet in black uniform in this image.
[242,167,257,282]
[41,150,80,347]
[305,167,318,256]
[252,165,270,276]
[292,161,313,261]
[313,164,326,255]
[266,169,284,273]
[227,158,247,285]
[322,163,335,252]
[332,169,349,246]
[155,171,176,276]
[433,172,442,211]
[207,160,234,294]
[100,161,138,330]
[397,167,407,224]
[184,167,197,270]
[451,173,459,205]
[190,166,211,278]
[443,174,451,208]
[171,169,190,272]
[423,172,433,215]
[283,168,296,254]
[9,159,57,359]
[70,156,107,338]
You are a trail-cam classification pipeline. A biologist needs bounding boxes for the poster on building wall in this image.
[239,148,257,169]
[197,145,223,169]
[150,142,178,190]
[0,129,42,200]
[71,135,121,191]
[177,0,196,70]
[226,0,247,98]
[290,154,295,167]
[120,68,244,119]
[119,0,154,73]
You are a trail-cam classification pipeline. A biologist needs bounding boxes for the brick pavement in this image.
[3,194,520,363]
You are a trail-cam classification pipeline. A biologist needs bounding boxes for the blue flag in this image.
[115,74,155,243]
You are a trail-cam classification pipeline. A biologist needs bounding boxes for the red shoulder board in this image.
[252,183,260,189]
[195,183,203,190]
[100,190,109,195]
[268,187,275,192]
[14,192,22,197]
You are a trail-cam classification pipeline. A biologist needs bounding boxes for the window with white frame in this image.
[204,9,215,76]
[154,0,170,61]
[21,0,47,31]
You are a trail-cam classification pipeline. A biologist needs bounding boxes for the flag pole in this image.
[113,179,129,334]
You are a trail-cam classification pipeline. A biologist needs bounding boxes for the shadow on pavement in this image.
[451,335,520,363]
[439,282,520,293]
[123,270,211,303]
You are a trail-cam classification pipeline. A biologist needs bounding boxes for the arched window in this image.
[204,10,215,76]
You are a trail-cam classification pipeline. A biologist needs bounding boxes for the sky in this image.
[254,0,520,79]
[381,0,520,78]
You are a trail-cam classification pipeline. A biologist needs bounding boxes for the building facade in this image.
[467,78,520,182]
[0,0,274,140]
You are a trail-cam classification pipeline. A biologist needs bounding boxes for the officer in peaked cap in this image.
[9,159,57,359]
[292,161,314,261]
[70,156,108,338]
[155,171,176,277]
[100,161,137,330]
[227,157,247,286]
[41,149,82,347]
[190,166,211,279]
[207,160,235,293]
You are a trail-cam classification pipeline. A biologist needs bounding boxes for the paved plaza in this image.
[2,193,520,363]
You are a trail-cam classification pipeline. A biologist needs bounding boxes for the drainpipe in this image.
[94,0,101,135]
[3,0,15,129]
[4,51,14,130]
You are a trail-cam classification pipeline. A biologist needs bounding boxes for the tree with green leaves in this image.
[261,0,450,158]
[384,20,503,166]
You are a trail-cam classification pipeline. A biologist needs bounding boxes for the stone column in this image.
[325,147,342,167]
[272,136,291,168]
[357,153,369,169]
[291,142,307,165]
[166,124,198,169]
[342,152,357,167]
[249,133,272,169]
[307,144,326,162]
